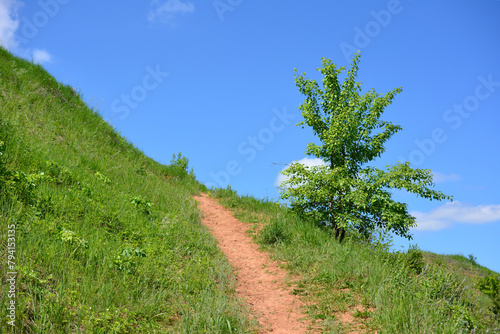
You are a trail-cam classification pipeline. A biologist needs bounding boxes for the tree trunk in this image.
[338,228,345,243]
[334,226,345,243]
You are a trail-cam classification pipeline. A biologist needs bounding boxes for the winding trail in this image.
[194,193,310,334]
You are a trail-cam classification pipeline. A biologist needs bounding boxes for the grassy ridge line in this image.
[0,47,256,333]
[210,187,500,333]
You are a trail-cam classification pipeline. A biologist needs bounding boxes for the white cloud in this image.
[412,201,500,231]
[0,1,58,63]
[32,48,52,64]
[0,0,20,49]
[432,171,460,183]
[148,0,194,24]
[275,157,326,186]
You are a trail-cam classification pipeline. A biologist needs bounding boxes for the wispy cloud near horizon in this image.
[275,157,326,186]
[32,48,52,64]
[0,0,20,49]
[0,1,55,65]
[148,0,194,25]
[412,201,500,231]
[432,171,461,183]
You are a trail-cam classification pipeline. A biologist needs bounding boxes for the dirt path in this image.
[193,193,310,334]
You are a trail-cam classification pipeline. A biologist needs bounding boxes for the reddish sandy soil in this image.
[194,193,310,334]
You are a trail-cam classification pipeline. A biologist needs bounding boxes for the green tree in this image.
[279,53,452,243]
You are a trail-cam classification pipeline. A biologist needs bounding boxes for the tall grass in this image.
[0,47,256,333]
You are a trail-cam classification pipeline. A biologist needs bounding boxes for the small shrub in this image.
[260,217,290,245]
[94,171,111,184]
[56,227,89,258]
[45,160,62,177]
[170,152,188,171]
[135,166,147,176]
[6,171,47,205]
[130,196,152,215]
[165,152,193,178]
[468,253,478,265]
[45,160,76,185]
[83,307,135,333]
[477,273,500,317]
[406,244,424,275]
[113,247,146,274]
[492,294,500,317]
[477,273,500,298]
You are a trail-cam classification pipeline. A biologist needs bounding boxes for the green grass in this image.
[0,47,257,333]
[210,187,500,333]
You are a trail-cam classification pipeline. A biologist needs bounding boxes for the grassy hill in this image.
[0,47,255,333]
[1,47,499,333]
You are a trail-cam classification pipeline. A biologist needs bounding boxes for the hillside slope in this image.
[0,48,255,333]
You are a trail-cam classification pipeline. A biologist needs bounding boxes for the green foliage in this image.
[135,165,147,176]
[45,160,77,185]
[130,195,153,215]
[170,152,189,171]
[166,151,194,178]
[5,170,37,204]
[82,307,136,334]
[493,294,500,317]
[468,253,478,265]
[406,244,425,275]
[477,273,499,297]
[56,227,89,255]
[477,273,500,317]
[280,52,452,242]
[259,216,291,245]
[113,246,147,274]
[94,171,111,184]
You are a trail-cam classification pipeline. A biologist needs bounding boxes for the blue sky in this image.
[1,0,500,272]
